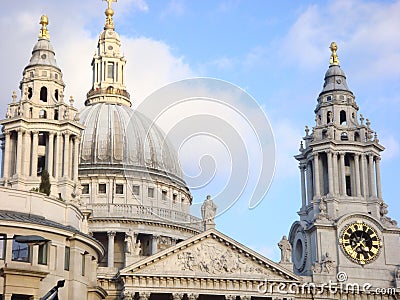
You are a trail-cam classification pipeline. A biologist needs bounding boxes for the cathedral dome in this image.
[79,103,185,184]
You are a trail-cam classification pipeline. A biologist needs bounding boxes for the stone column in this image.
[16,129,23,175]
[368,154,376,198]
[31,131,39,177]
[3,131,11,179]
[326,150,334,196]
[299,164,306,207]
[375,157,382,199]
[47,132,54,177]
[306,162,313,204]
[23,130,31,176]
[360,154,368,197]
[107,231,116,268]
[333,152,339,195]
[339,152,346,196]
[54,133,61,179]
[63,131,70,178]
[313,153,321,198]
[151,235,159,255]
[73,136,80,180]
[354,154,361,197]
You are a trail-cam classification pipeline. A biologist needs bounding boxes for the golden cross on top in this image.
[104,0,117,10]
[103,0,117,29]
[329,42,340,66]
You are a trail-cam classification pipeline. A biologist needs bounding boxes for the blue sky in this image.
[1,0,400,261]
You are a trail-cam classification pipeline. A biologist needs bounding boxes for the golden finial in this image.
[103,0,117,30]
[329,42,340,66]
[39,15,50,39]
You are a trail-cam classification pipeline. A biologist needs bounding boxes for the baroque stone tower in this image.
[0,15,82,200]
[289,43,400,288]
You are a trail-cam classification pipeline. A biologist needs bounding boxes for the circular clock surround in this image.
[339,221,382,265]
[293,231,307,272]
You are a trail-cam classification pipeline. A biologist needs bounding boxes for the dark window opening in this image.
[162,190,167,201]
[39,110,47,119]
[0,234,6,260]
[148,187,154,198]
[55,89,59,101]
[37,156,45,175]
[38,243,48,265]
[12,238,30,262]
[82,184,89,194]
[29,108,33,118]
[64,246,70,271]
[354,132,361,142]
[327,96,332,101]
[54,109,59,120]
[340,110,347,125]
[132,185,140,196]
[116,184,124,194]
[107,63,114,79]
[344,155,350,166]
[40,86,48,102]
[99,184,106,194]
[28,87,33,99]
[345,175,352,196]
[173,194,177,202]
[341,132,348,141]
[81,253,86,276]
[38,132,46,146]
[327,111,333,123]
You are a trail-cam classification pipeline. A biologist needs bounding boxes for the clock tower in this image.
[289,43,400,288]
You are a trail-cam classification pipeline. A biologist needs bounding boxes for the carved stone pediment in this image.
[120,229,300,282]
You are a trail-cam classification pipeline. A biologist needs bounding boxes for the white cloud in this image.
[280,0,400,79]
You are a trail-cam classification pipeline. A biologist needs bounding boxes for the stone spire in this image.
[85,0,130,107]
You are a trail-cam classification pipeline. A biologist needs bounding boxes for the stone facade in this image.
[0,4,399,300]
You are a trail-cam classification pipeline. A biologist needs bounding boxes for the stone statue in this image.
[133,240,142,256]
[321,252,333,273]
[278,235,292,264]
[125,231,134,254]
[201,195,217,221]
[201,195,217,230]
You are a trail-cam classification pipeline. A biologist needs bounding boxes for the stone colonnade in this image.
[299,151,382,205]
[1,128,80,180]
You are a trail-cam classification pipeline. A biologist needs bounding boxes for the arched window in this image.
[28,87,33,99]
[340,110,347,125]
[40,86,47,102]
[341,132,348,141]
[354,132,361,142]
[39,110,47,119]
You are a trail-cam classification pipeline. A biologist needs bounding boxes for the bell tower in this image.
[0,15,83,201]
[289,43,400,288]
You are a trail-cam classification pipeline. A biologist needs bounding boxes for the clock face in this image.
[339,221,382,265]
